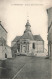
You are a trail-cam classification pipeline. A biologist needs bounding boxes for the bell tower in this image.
[24,20,31,33]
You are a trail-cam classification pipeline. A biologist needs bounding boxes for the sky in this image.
[0,0,52,50]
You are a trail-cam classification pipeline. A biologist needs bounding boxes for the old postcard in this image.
[0,0,52,79]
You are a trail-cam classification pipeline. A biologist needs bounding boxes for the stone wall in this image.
[30,41,44,53]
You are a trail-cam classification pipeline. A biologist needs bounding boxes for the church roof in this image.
[12,35,43,42]
[21,32,34,40]
[33,35,44,41]
[12,20,44,42]
[12,36,21,42]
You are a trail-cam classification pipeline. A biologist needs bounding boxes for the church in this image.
[11,20,44,56]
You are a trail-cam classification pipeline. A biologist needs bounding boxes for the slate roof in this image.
[21,32,34,40]
[12,34,44,42]
[12,36,21,42]
[33,35,44,41]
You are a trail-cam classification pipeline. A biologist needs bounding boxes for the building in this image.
[5,45,12,58]
[47,7,52,59]
[11,20,44,56]
[0,21,12,60]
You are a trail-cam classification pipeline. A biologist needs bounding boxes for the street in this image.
[0,56,51,79]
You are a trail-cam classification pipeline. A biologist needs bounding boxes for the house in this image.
[47,7,52,59]
[0,21,12,60]
[11,20,44,56]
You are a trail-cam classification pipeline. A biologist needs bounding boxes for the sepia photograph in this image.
[0,0,52,79]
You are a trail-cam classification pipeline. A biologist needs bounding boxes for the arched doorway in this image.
[5,53,7,58]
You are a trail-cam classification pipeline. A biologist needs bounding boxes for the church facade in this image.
[12,20,44,56]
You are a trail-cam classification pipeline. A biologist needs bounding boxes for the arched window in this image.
[32,43,35,49]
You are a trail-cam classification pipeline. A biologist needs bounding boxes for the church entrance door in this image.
[22,45,26,53]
